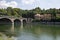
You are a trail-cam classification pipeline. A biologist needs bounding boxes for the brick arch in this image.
[14,19,21,22]
[0,18,12,24]
[22,18,27,23]
[14,19,21,25]
[22,18,33,23]
[23,19,27,23]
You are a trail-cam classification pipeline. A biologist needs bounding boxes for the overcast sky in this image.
[0,0,60,10]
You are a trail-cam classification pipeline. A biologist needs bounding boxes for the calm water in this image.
[0,23,60,40]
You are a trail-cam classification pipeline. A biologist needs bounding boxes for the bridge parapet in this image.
[0,16,33,23]
[0,16,22,19]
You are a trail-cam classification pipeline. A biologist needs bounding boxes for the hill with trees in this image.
[0,7,60,22]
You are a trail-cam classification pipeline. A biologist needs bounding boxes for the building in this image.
[43,13,51,20]
[34,13,52,20]
[34,14,44,20]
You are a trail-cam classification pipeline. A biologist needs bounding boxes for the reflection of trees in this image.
[0,24,11,32]
[0,24,17,37]
[1,23,60,40]
[25,24,60,38]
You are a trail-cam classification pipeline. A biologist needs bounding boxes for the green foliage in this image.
[32,7,41,14]
[0,7,60,20]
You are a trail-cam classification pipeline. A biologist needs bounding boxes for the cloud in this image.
[21,0,35,5]
[0,0,18,8]
[8,1,17,8]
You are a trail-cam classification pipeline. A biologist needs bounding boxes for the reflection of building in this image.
[34,14,51,20]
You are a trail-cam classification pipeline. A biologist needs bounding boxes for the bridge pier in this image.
[11,20,14,33]
[26,18,33,23]
[20,19,23,29]
[0,16,33,29]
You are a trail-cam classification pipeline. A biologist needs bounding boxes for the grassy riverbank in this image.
[0,37,2,40]
[0,37,12,40]
[0,32,13,40]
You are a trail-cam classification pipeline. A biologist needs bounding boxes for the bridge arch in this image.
[14,19,21,22]
[14,19,21,26]
[0,18,12,24]
[23,19,27,23]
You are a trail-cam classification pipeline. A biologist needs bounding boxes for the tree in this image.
[41,9,46,14]
[32,7,41,14]
[47,8,57,21]
[6,7,13,16]
[13,8,24,16]
[0,9,7,16]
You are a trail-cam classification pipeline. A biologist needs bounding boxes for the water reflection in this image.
[0,23,60,40]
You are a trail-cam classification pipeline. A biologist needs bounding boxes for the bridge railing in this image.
[0,15,23,19]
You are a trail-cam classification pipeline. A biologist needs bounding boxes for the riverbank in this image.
[32,22,60,25]
[0,32,14,40]
[0,37,12,40]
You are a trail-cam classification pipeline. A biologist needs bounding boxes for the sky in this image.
[0,0,60,10]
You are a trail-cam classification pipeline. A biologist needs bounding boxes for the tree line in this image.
[0,7,60,21]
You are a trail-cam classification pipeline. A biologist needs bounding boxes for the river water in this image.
[0,23,60,40]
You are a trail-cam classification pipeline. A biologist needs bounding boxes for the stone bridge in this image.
[0,16,33,32]
[0,16,33,24]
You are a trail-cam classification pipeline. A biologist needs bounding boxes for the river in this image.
[0,22,60,40]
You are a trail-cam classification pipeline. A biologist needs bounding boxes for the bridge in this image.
[0,16,33,24]
[0,16,33,31]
